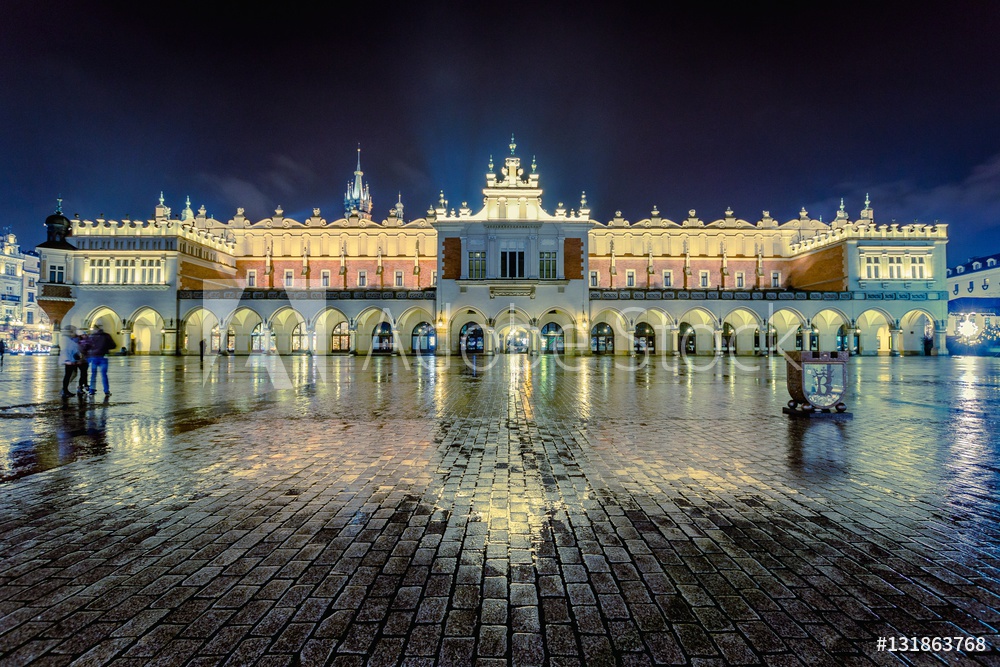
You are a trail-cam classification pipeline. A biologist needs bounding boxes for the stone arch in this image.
[812,308,851,353]
[228,307,263,354]
[356,305,397,356]
[312,307,351,355]
[396,306,436,354]
[900,308,936,355]
[768,308,806,354]
[590,308,630,355]
[449,306,490,355]
[857,308,894,355]
[129,306,165,355]
[181,307,219,355]
[493,306,532,355]
[677,307,717,355]
[721,307,763,355]
[537,307,579,354]
[81,306,123,350]
[267,307,308,354]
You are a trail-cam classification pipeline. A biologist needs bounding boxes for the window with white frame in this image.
[887,256,903,279]
[865,255,881,279]
[771,271,781,288]
[626,270,636,287]
[394,270,404,287]
[468,251,486,279]
[141,259,162,284]
[662,270,672,288]
[910,256,926,279]
[699,271,709,288]
[539,252,557,280]
[49,265,64,283]
[590,271,599,287]
[246,269,256,287]
[735,272,745,288]
[321,270,331,287]
[358,270,367,287]
[89,259,110,284]
[284,269,294,287]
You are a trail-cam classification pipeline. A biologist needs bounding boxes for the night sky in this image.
[3,2,999,264]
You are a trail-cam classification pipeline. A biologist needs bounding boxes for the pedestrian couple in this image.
[60,324,115,398]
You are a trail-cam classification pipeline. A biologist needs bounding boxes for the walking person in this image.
[0,338,6,368]
[59,326,81,398]
[87,324,115,398]
[76,331,91,395]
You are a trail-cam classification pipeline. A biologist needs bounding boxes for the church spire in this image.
[344,146,373,219]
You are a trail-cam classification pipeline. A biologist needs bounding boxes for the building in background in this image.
[35,142,950,357]
[947,252,1000,354]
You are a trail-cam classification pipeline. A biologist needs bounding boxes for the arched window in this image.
[678,322,696,354]
[591,322,615,354]
[540,322,564,354]
[505,327,529,354]
[291,322,309,352]
[459,322,484,352]
[211,325,221,352]
[411,322,436,354]
[634,322,655,354]
[836,324,849,352]
[331,321,350,352]
[251,323,271,353]
[372,322,394,353]
[721,323,735,354]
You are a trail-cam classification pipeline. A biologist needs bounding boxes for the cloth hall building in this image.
[36,143,950,358]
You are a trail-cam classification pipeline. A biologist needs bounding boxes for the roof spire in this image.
[509,134,516,155]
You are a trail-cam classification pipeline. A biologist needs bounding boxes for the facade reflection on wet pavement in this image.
[0,354,998,665]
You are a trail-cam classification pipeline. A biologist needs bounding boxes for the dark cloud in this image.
[3,2,999,267]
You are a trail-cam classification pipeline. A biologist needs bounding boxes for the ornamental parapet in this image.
[788,221,947,255]
[587,288,949,302]
[177,288,437,301]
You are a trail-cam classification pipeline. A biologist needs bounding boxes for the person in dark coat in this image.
[87,325,115,397]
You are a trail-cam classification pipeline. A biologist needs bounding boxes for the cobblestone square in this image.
[0,354,998,665]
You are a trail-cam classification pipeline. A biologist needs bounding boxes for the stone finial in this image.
[509,134,516,155]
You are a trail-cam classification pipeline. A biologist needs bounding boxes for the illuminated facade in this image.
[36,142,950,357]
[946,253,1000,352]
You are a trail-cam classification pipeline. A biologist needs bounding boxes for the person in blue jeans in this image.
[87,324,115,397]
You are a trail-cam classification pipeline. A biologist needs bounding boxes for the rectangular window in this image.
[699,271,710,288]
[321,270,331,287]
[431,270,437,286]
[886,256,902,279]
[395,270,404,287]
[468,251,486,279]
[27,292,34,303]
[247,270,256,287]
[735,272,745,288]
[590,271,599,287]
[358,270,367,287]
[26,312,33,325]
[49,266,64,283]
[626,270,636,287]
[771,271,781,288]
[4,264,14,276]
[539,251,557,280]
[865,256,880,279]
[662,270,672,288]
[911,256,926,279]
[500,250,525,278]
[28,278,35,288]
[284,269,294,287]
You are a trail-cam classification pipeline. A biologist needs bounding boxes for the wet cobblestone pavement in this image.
[0,354,998,665]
